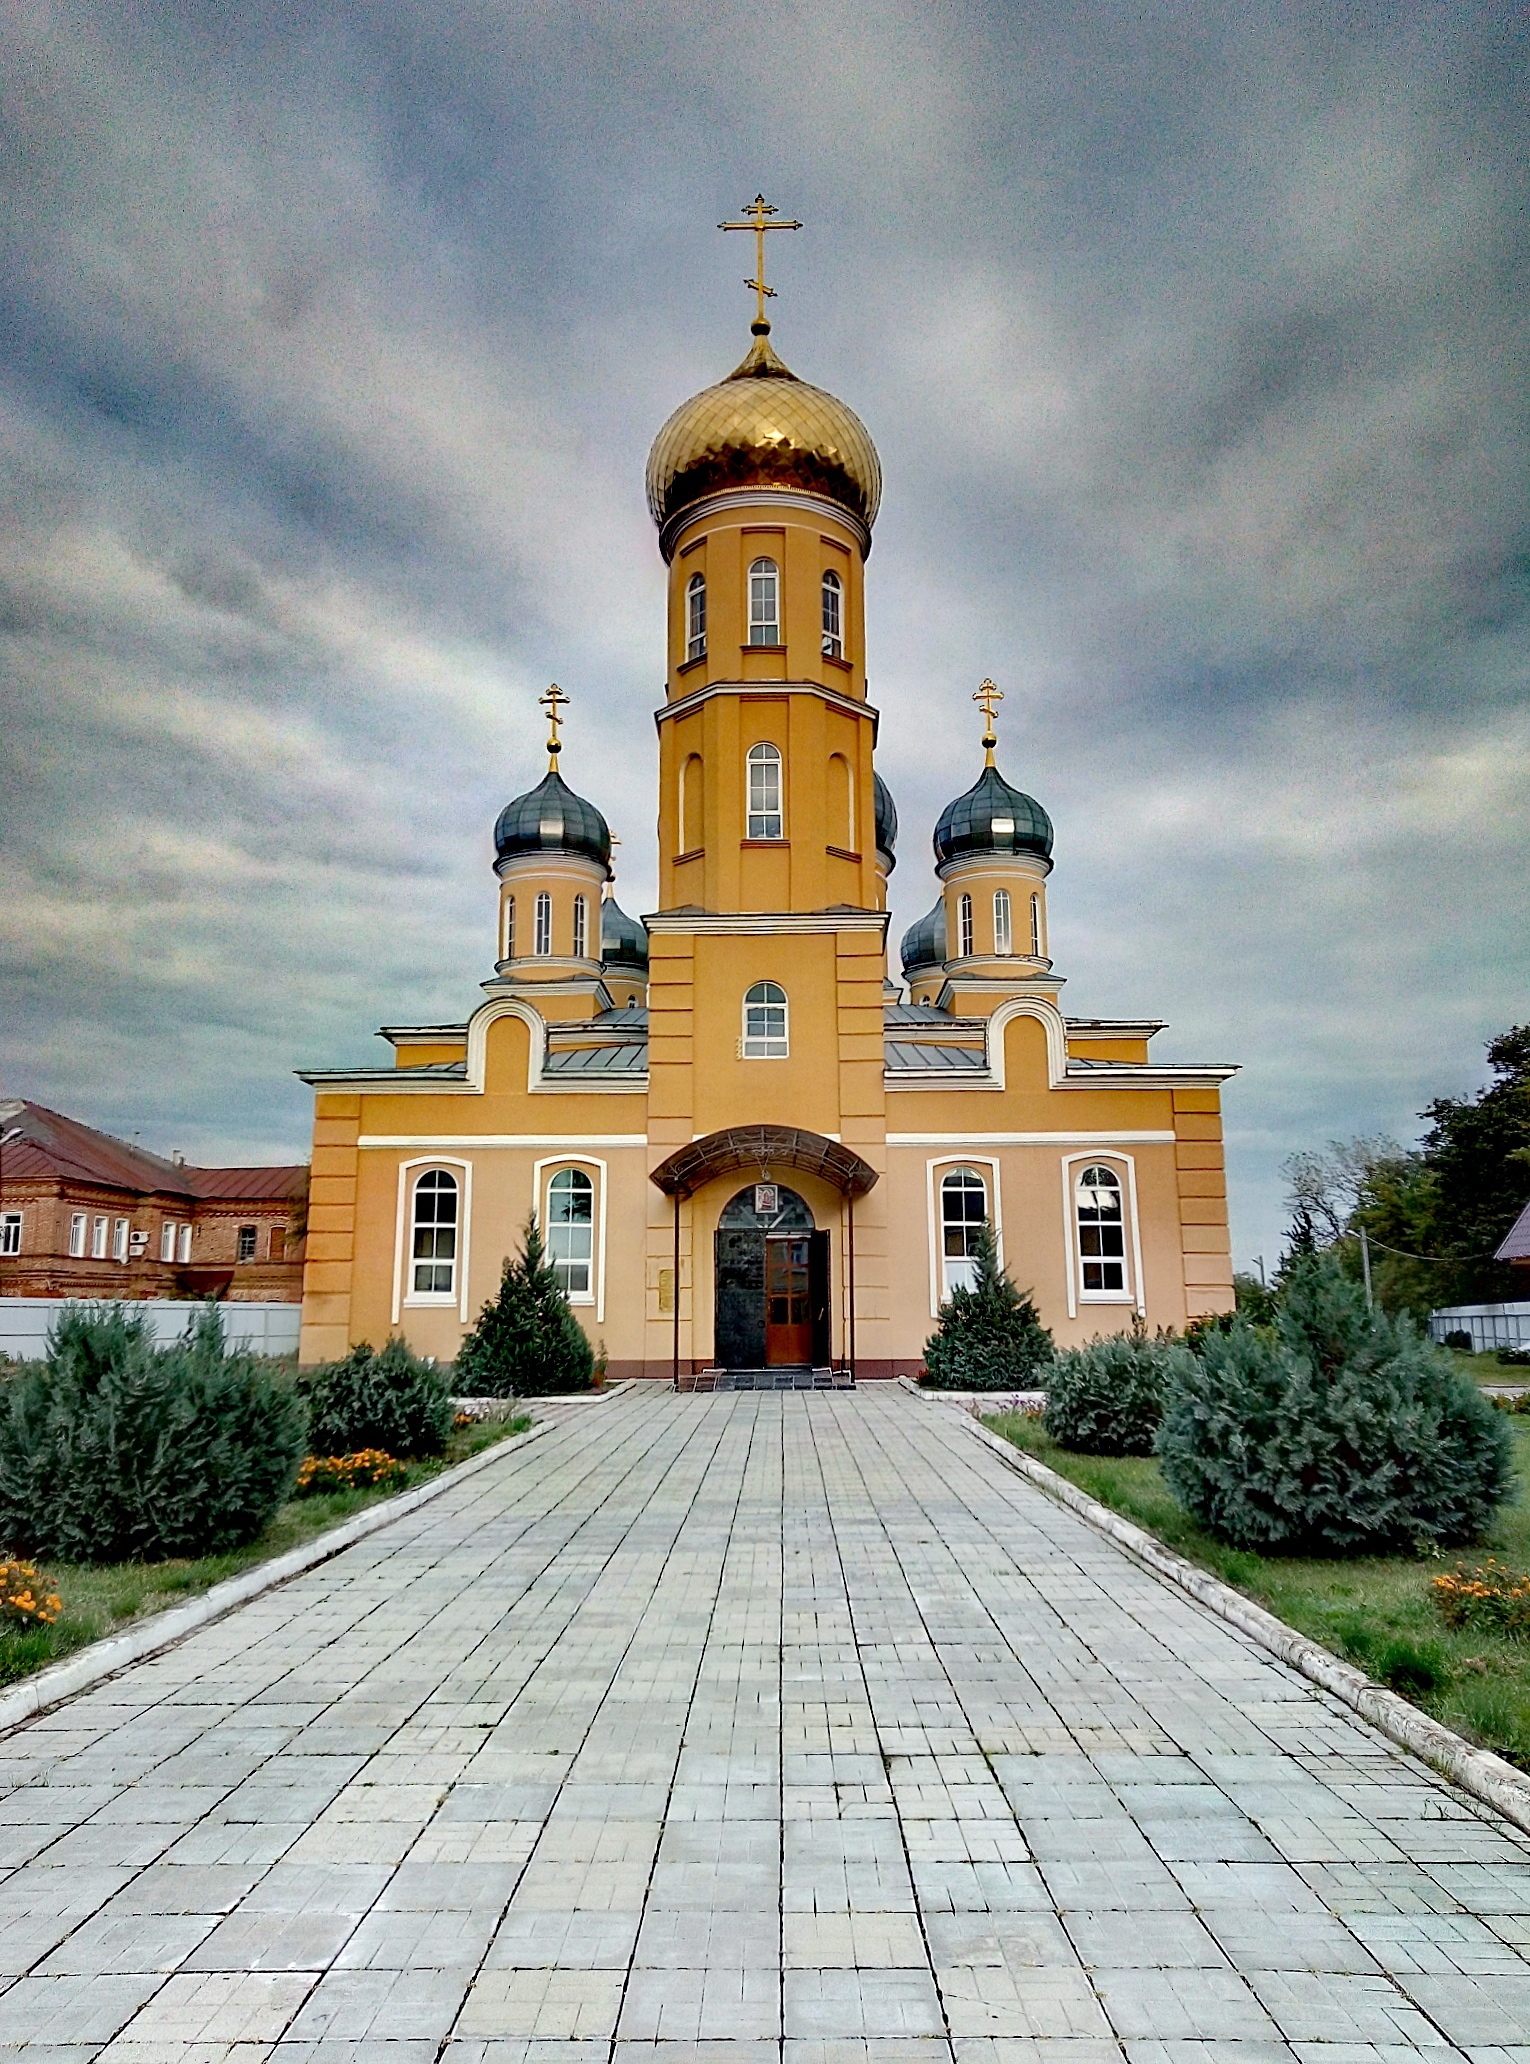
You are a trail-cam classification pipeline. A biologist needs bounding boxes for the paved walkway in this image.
[0,1387,1527,2064]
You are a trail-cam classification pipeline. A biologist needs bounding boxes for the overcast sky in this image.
[2,0,1526,1269]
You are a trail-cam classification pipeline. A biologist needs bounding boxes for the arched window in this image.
[1030,892,1042,957]
[1076,1164,1126,1295]
[941,1167,988,1296]
[746,742,783,840]
[993,889,1012,956]
[411,1170,458,1297]
[958,893,974,958]
[821,569,843,659]
[572,894,588,960]
[741,979,788,1058]
[748,557,779,645]
[502,895,515,961]
[686,571,707,661]
[534,891,552,956]
[547,1167,594,1299]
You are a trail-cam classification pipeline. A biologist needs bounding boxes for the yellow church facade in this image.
[297,291,1236,1380]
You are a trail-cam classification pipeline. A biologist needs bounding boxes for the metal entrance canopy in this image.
[649,1124,879,1200]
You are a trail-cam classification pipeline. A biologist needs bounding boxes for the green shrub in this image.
[1156,1255,1514,1555]
[1044,1332,1196,1456]
[0,1304,307,1563]
[455,1214,594,1398]
[922,1221,1053,1391]
[303,1337,453,1458]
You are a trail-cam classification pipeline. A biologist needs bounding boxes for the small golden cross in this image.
[719,193,802,330]
[540,682,570,770]
[974,678,1003,766]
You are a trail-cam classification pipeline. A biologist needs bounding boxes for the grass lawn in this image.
[1455,1349,1530,1385]
[0,1413,532,1691]
[985,1410,1530,1772]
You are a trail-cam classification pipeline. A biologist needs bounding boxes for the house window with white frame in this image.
[410,1170,458,1297]
[1076,1164,1127,1295]
[821,569,843,658]
[177,1224,193,1264]
[686,571,706,661]
[993,889,1012,956]
[746,743,783,839]
[160,1221,176,1261]
[958,893,974,958]
[112,1218,129,1262]
[92,1216,109,1258]
[547,1167,594,1299]
[0,1213,20,1257]
[748,557,779,645]
[940,1166,988,1295]
[70,1213,88,1258]
[1030,892,1042,956]
[572,894,587,960]
[742,979,788,1058]
[534,891,552,956]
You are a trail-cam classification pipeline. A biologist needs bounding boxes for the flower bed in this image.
[0,1561,61,1631]
[295,1451,409,1496]
[1433,1560,1530,1639]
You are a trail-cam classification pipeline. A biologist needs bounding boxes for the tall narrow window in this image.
[746,743,783,839]
[940,1167,988,1296]
[686,572,707,661]
[573,895,588,959]
[502,895,515,961]
[270,1223,287,1260]
[236,1225,257,1262]
[534,890,552,956]
[70,1213,88,1258]
[411,1170,458,1297]
[161,1221,176,1261]
[1076,1165,1127,1295]
[748,557,779,645]
[0,1213,21,1257]
[177,1224,193,1264]
[1030,892,1042,957]
[547,1167,594,1298]
[90,1216,108,1259]
[741,979,789,1058]
[112,1218,129,1262]
[958,893,974,958]
[993,889,1012,956]
[821,569,843,658]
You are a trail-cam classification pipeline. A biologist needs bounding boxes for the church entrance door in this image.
[765,1235,813,1365]
[714,1184,831,1369]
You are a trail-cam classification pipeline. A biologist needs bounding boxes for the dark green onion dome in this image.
[874,772,898,871]
[600,894,648,973]
[900,898,947,977]
[494,769,611,872]
[932,762,1052,868]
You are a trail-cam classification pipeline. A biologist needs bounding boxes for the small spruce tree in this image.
[922,1220,1053,1390]
[455,1213,594,1398]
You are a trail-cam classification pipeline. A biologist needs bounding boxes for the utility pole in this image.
[1254,1254,1266,1288]
[1359,1225,1373,1309]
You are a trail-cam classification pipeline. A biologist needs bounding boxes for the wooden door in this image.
[765,1234,813,1365]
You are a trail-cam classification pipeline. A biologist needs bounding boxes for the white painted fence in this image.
[1428,1300,1530,1353]
[0,1298,301,1360]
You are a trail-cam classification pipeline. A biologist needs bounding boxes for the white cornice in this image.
[936,851,1052,884]
[888,1130,1178,1146]
[644,910,889,937]
[359,1134,648,1150]
[655,676,878,739]
[661,487,870,563]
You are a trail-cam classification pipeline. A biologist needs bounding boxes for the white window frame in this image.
[925,1156,1002,1316]
[0,1212,21,1258]
[686,571,707,661]
[236,1223,258,1263]
[746,742,783,840]
[821,568,843,659]
[545,1166,595,1305]
[394,1157,473,1320]
[92,1216,109,1259]
[958,893,973,958]
[748,557,779,645]
[740,979,789,1059]
[938,1165,988,1299]
[1061,1151,1144,1317]
[534,890,552,956]
[1030,892,1042,957]
[112,1218,129,1263]
[993,889,1012,956]
[177,1223,193,1264]
[70,1212,88,1258]
[531,1156,608,1322]
[502,895,515,961]
[160,1221,175,1262]
[572,895,588,960]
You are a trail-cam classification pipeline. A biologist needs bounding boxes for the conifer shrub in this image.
[303,1337,453,1458]
[455,1214,594,1397]
[1155,1255,1514,1554]
[0,1304,307,1563]
[1044,1331,1195,1456]
[922,1221,1053,1390]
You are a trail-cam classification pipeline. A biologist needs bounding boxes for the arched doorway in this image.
[715,1184,829,1370]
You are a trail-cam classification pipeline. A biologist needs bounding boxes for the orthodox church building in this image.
[298,256,1237,1379]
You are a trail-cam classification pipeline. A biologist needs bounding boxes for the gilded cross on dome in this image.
[719,194,802,334]
[974,678,1004,766]
[540,683,569,771]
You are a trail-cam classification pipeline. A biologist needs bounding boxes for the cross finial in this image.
[604,832,620,897]
[719,193,802,334]
[540,682,570,771]
[974,678,1003,767]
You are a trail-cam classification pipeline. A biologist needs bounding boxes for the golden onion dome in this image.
[646,328,881,553]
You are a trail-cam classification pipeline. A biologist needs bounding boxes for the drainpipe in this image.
[672,1190,681,1387]
[847,1189,857,1384]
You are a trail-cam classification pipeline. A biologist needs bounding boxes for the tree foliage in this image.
[1156,1255,1513,1555]
[922,1221,1053,1390]
[0,1304,307,1563]
[455,1214,594,1398]
[302,1337,453,1458]
[1044,1330,1196,1456]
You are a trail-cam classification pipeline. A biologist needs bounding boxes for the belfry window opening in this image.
[572,894,588,960]
[411,1170,458,1297]
[1076,1164,1127,1295]
[821,569,843,659]
[940,1167,988,1295]
[502,895,515,961]
[547,1167,594,1299]
[686,572,706,661]
[748,558,779,645]
[747,743,783,839]
[993,889,1012,956]
[1030,892,1042,957]
[741,979,788,1058]
[958,893,974,958]
[534,891,552,956]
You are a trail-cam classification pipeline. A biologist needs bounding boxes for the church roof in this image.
[934,761,1053,866]
[874,772,898,869]
[600,895,648,971]
[494,768,611,871]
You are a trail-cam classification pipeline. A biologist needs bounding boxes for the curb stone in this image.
[903,1378,1530,1840]
[0,1387,623,1740]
